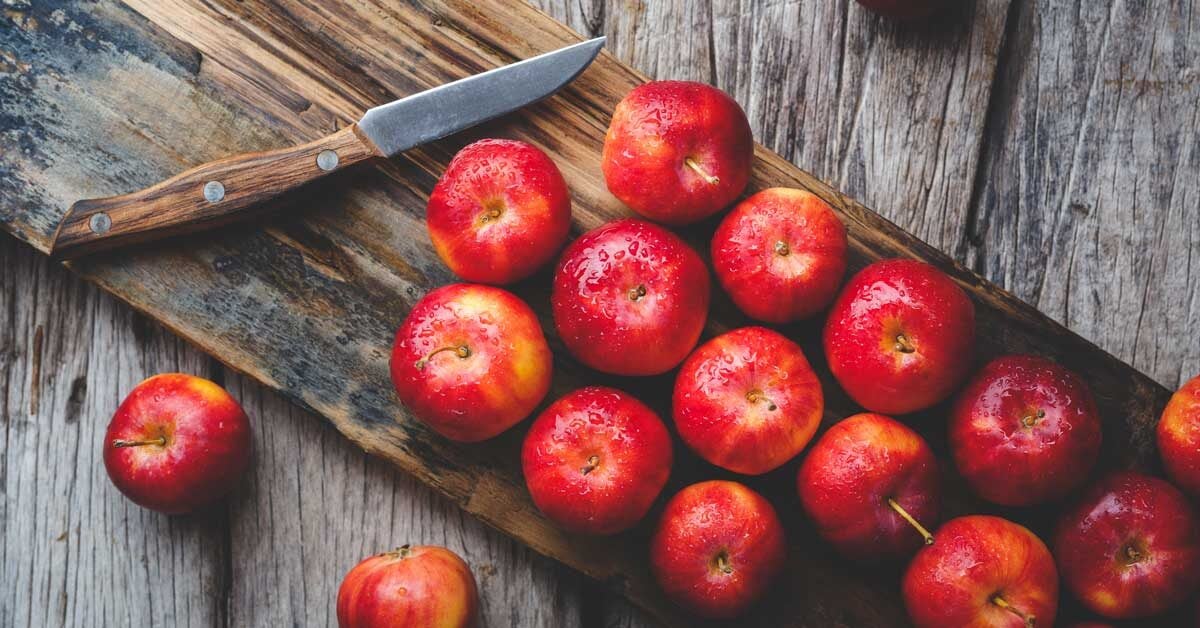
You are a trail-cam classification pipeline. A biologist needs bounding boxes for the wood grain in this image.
[2,0,1198,626]
[52,124,381,259]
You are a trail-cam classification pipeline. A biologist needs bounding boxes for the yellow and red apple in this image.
[672,326,823,474]
[602,80,753,225]
[103,373,252,514]
[950,354,1103,506]
[824,259,975,415]
[337,545,479,628]
[650,481,786,619]
[552,219,710,376]
[521,386,673,535]
[426,138,571,285]
[390,283,552,442]
[712,188,847,323]
[797,413,940,560]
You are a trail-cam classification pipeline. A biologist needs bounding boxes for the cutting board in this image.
[1,1,1175,625]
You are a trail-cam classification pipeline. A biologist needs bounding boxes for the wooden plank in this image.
[0,0,1183,625]
[967,0,1200,390]
[0,242,229,628]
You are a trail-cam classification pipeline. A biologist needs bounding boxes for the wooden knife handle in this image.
[50,124,383,260]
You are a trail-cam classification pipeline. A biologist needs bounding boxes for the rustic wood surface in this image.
[2,1,1197,627]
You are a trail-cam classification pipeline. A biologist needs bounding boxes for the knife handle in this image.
[50,124,383,260]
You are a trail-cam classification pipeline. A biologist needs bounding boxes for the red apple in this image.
[426,138,571,285]
[855,0,946,20]
[797,413,939,560]
[823,259,975,415]
[1054,471,1200,619]
[337,544,479,628]
[602,80,753,225]
[949,354,1103,506]
[521,386,673,535]
[672,326,823,474]
[903,515,1058,628]
[650,480,786,618]
[1158,373,1200,495]
[103,373,252,514]
[711,188,848,323]
[390,283,552,442]
[551,219,710,375]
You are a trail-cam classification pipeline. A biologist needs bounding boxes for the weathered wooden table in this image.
[3,1,1198,626]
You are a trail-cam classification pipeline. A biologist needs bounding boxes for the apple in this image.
[426,138,571,285]
[949,354,1103,506]
[797,412,939,560]
[903,515,1058,628]
[551,219,710,375]
[1053,471,1200,619]
[390,283,552,442]
[650,480,785,618]
[103,373,252,514]
[823,259,975,415]
[855,0,946,20]
[337,544,479,628]
[602,80,753,225]
[1158,373,1200,495]
[672,326,823,474]
[521,386,673,534]
[711,188,848,323]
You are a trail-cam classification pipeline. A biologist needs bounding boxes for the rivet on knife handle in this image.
[49,124,383,260]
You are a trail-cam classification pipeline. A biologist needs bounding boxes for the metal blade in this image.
[358,37,605,157]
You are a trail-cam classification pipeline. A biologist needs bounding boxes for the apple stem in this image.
[628,285,647,302]
[990,594,1035,627]
[414,344,471,370]
[746,389,778,411]
[1020,409,1045,428]
[773,241,790,257]
[894,334,916,354]
[386,544,413,560]
[713,551,733,575]
[480,207,502,223]
[886,498,934,546]
[684,157,720,185]
[580,455,601,475]
[1122,543,1144,565]
[111,436,167,448]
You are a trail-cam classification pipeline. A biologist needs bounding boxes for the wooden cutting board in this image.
[1,1,1174,625]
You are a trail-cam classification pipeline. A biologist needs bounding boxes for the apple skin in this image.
[672,326,823,474]
[903,515,1059,628]
[521,386,673,535]
[1053,471,1200,619]
[390,284,552,442]
[103,373,252,514]
[602,80,753,225]
[1158,373,1200,495]
[711,188,848,323]
[650,481,786,619]
[823,259,975,415]
[797,412,939,560]
[949,354,1103,506]
[551,219,711,375]
[426,138,571,285]
[855,0,945,20]
[337,545,479,628]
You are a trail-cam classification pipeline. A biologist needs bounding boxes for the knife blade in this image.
[50,37,606,260]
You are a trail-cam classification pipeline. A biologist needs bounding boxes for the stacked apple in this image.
[96,75,1200,626]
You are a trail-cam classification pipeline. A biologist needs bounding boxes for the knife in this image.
[50,37,606,260]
